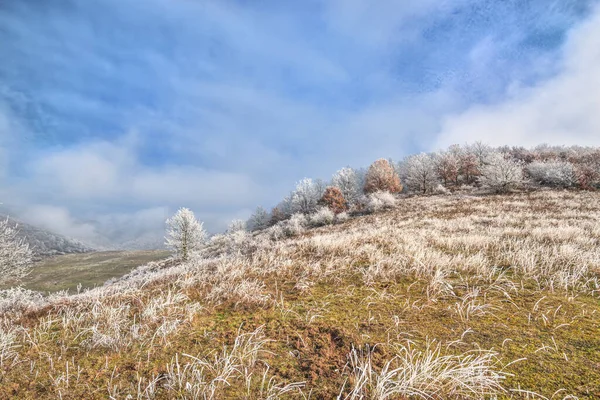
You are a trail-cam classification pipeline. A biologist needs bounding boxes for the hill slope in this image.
[1,214,94,257]
[1,190,600,399]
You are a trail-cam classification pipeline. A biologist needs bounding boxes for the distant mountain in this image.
[1,215,94,258]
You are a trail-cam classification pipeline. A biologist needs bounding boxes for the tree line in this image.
[245,143,600,231]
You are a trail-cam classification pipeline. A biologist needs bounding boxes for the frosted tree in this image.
[319,186,348,214]
[331,167,362,205]
[227,219,246,233]
[435,150,460,187]
[403,153,440,194]
[478,152,525,193]
[363,159,402,194]
[526,161,576,187]
[246,206,270,231]
[0,218,33,284]
[468,142,492,164]
[290,178,324,214]
[165,207,207,261]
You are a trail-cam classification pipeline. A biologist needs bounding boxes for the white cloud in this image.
[29,135,261,208]
[435,6,600,148]
[22,205,98,242]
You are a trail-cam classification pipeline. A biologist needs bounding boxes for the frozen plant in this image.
[478,152,525,193]
[335,212,350,223]
[364,159,402,194]
[227,219,246,233]
[309,207,335,227]
[0,218,33,285]
[526,161,576,188]
[246,206,270,231]
[365,191,397,213]
[283,213,308,237]
[402,153,440,194]
[332,167,362,205]
[165,208,207,261]
[290,178,325,214]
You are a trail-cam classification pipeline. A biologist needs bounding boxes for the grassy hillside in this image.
[0,250,170,293]
[1,191,600,399]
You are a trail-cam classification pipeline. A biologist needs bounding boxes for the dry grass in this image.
[1,191,600,398]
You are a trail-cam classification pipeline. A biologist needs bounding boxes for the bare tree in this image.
[165,208,207,261]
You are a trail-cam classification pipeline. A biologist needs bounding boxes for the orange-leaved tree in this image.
[363,158,402,194]
[319,186,348,214]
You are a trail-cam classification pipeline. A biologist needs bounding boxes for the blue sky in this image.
[1,0,599,247]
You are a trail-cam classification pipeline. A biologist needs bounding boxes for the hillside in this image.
[1,190,600,399]
[0,214,94,258]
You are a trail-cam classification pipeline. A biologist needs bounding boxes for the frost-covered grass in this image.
[1,191,600,398]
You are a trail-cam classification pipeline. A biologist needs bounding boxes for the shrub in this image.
[335,212,350,224]
[575,164,600,190]
[309,207,335,227]
[434,184,450,195]
[227,219,247,233]
[364,159,402,194]
[319,186,348,214]
[526,161,576,187]
[365,191,397,213]
[282,213,308,237]
[0,218,33,284]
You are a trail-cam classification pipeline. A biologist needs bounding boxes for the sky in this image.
[1,0,599,247]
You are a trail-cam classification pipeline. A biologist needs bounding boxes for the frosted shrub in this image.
[526,161,576,187]
[203,230,255,257]
[366,191,397,213]
[434,184,450,195]
[227,219,246,233]
[309,207,335,227]
[283,213,308,237]
[335,212,350,224]
[0,287,45,316]
[0,218,33,284]
[268,224,286,240]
